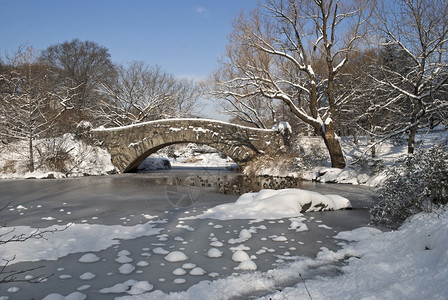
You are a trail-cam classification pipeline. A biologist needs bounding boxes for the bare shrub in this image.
[370,144,448,229]
[35,137,74,173]
[0,160,17,173]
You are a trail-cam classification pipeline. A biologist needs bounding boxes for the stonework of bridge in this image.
[78,118,290,173]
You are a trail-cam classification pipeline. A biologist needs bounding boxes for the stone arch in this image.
[124,141,244,172]
[82,119,289,173]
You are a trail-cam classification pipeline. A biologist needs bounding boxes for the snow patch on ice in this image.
[0,223,162,265]
[78,253,100,263]
[164,251,188,262]
[186,189,351,221]
[42,292,86,300]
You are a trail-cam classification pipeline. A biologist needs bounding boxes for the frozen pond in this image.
[0,168,377,299]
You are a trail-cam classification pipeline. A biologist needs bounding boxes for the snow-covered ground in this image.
[0,128,447,299]
[1,192,446,300]
[126,208,447,300]
[290,128,448,187]
[1,128,446,187]
[0,133,116,179]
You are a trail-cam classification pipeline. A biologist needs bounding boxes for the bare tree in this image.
[370,0,448,153]
[0,46,76,172]
[212,45,278,129]
[40,39,117,128]
[211,0,374,168]
[99,62,201,127]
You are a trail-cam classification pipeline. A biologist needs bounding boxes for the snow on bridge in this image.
[77,118,291,173]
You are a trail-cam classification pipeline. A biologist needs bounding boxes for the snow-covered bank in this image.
[249,129,448,187]
[0,133,116,179]
[117,208,448,300]
[261,208,448,300]
[0,128,445,187]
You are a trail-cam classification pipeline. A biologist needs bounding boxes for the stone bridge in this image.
[78,118,290,173]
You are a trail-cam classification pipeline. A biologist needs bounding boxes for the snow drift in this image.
[188,188,351,221]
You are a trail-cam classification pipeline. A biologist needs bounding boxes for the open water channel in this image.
[0,167,378,299]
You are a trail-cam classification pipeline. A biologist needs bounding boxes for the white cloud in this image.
[194,6,209,16]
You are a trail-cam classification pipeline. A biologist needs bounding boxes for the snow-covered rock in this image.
[188,188,351,221]
[137,157,171,171]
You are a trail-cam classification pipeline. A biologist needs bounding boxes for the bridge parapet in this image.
[79,118,290,173]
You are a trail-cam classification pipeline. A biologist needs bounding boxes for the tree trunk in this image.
[29,134,34,172]
[408,126,417,154]
[320,122,346,169]
[408,99,423,154]
[371,135,376,158]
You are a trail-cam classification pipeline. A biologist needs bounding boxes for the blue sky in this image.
[0,1,258,119]
[0,0,257,79]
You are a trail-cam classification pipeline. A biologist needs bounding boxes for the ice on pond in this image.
[136,261,149,267]
[100,280,138,293]
[42,292,86,300]
[207,248,223,258]
[78,253,100,263]
[128,281,153,295]
[232,250,250,262]
[164,251,188,262]
[172,268,187,276]
[152,247,169,255]
[117,250,131,256]
[318,224,333,229]
[210,241,224,247]
[182,263,196,269]
[230,244,250,252]
[290,222,309,232]
[271,235,288,242]
[235,260,257,271]
[239,229,252,240]
[79,272,95,280]
[7,287,20,293]
[190,267,206,276]
[115,255,133,263]
[118,263,135,274]
[142,214,158,220]
[174,278,186,284]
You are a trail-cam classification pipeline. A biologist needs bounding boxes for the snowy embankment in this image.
[261,208,448,300]
[281,128,448,187]
[0,133,116,179]
[118,208,448,300]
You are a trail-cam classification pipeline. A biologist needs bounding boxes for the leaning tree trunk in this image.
[320,121,346,169]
